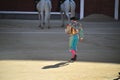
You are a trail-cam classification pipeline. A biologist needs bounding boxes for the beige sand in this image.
[0,60,120,80]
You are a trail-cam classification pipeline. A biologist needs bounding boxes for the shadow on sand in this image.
[42,61,70,69]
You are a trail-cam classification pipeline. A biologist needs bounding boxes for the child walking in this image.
[65,17,84,62]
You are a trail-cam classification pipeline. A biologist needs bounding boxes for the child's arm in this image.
[79,28,84,41]
[79,24,84,42]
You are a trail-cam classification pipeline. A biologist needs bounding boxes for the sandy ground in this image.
[0,17,120,80]
[0,60,120,80]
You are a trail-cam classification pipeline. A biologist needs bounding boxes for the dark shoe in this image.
[69,55,77,62]
[74,55,77,61]
[68,58,74,62]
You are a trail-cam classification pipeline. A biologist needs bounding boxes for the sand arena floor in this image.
[0,16,120,80]
[0,60,120,80]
